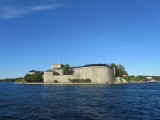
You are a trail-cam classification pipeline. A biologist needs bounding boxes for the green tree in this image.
[110,63,128,77]
[24,74,32,82]
[118,64,125,77]
[63,64,71,75]
[111,63,118,69]
[111,63,119,77]
[24,72,43,82]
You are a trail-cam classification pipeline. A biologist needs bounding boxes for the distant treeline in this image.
[0,77,23,82]
[129,75,160,82]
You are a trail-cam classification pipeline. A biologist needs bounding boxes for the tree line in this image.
[0,77,23,82]
[129,75,160,82]
[110,63,128,77]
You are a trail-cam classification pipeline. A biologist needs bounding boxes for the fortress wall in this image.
[44,65,114,84]
[54,69,63,75]
[49,75,74,83]
[44,72,54,83]
[44,72,75,83]
[79,67,94,80]
[73,68,81,76]
[74,66,114,83]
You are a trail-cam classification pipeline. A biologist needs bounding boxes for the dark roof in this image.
[29,70,37,72]
[29,70,43,73]
[72,64,111,69]
[45,70,54,72]
[83,64,111,68]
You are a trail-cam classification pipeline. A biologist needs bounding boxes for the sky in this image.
[0,0,160,78]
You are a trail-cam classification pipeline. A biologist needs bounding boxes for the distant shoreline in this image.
[14,81,160,85]
[15,82,128,85]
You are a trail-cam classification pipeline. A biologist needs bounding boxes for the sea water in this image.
[0,83,160,120]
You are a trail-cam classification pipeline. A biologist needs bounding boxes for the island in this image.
[1,63,159,84]
[23,63,129,84]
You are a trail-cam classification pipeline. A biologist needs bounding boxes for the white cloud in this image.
[0,4,61,19]
[29,4,61,11]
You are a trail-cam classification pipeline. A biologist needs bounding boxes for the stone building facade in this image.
[44,64,114,84]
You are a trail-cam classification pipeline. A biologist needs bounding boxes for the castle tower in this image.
[51,64,65,70]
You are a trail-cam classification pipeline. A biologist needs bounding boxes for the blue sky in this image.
[0,0,160,78]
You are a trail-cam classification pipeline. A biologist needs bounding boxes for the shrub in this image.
[54,80,58,83]
[83,78,92,83]
[70,78,91,83]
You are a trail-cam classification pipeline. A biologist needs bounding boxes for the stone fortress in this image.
[44,64,114,84]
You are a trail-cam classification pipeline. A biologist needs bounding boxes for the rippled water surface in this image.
[0,83,160,120]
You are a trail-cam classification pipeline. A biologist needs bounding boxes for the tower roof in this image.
[83,64,110,67]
